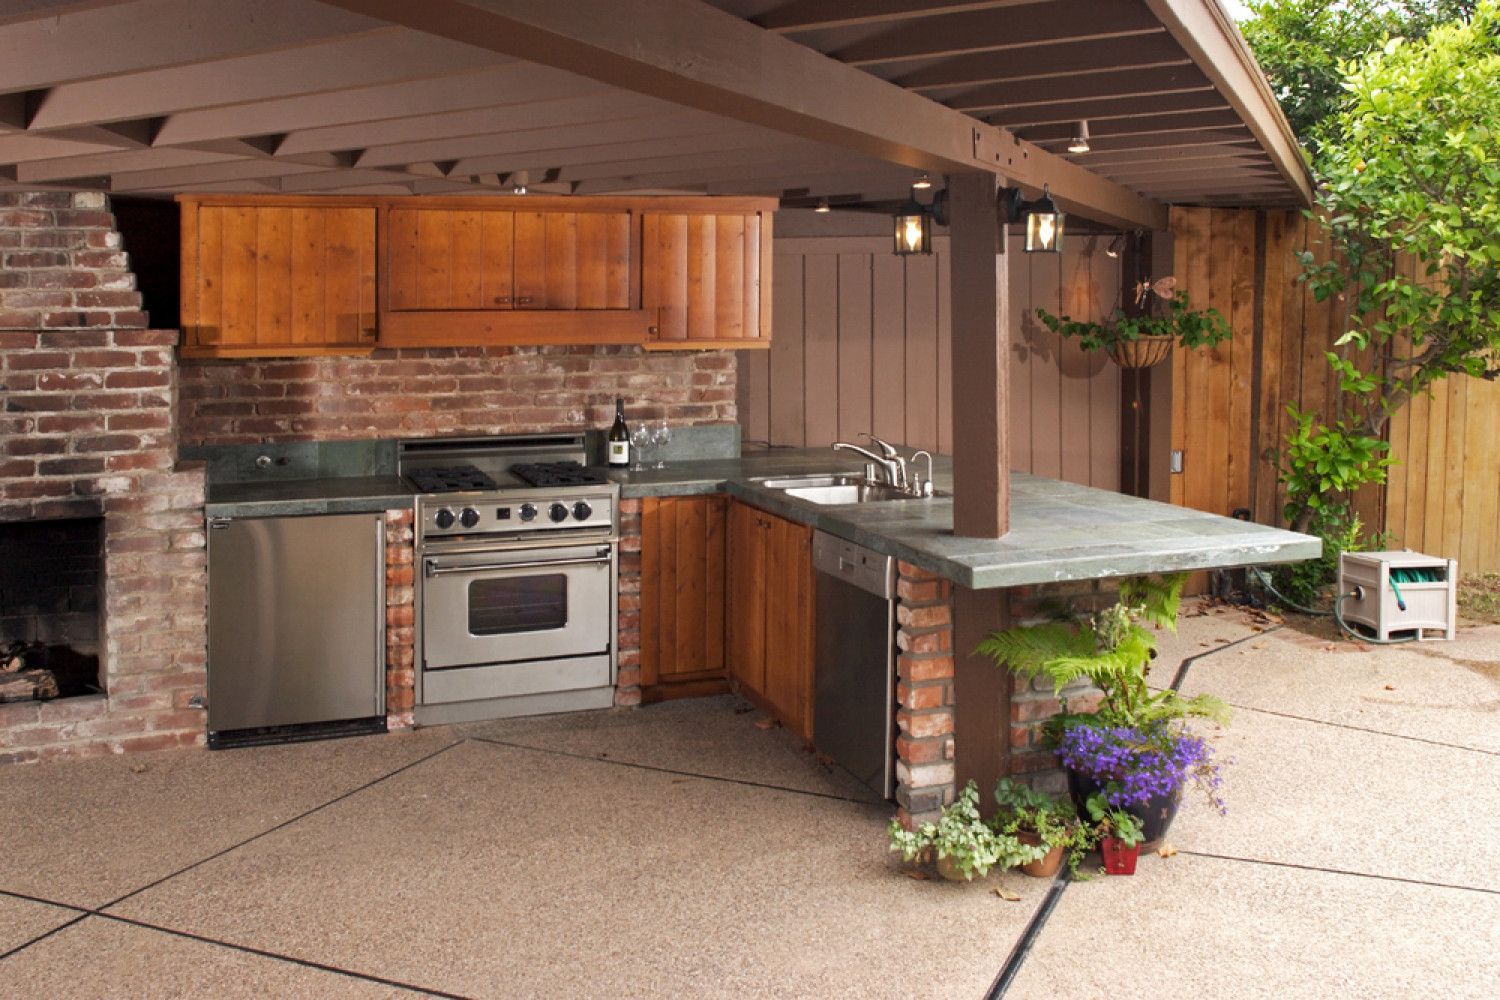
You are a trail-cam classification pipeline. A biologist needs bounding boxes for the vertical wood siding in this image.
[739,235,1121,491]
[1172,206,1500,573]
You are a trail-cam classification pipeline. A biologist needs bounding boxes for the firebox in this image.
[0,517,104,703]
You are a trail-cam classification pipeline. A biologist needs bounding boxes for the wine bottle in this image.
[607,397,630,467]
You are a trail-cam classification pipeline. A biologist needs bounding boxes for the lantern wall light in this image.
[1003,184,1064,253]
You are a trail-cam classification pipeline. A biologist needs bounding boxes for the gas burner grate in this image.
[406,465,499,494]
[509,461,608,488]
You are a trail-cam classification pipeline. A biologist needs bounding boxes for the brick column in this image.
[384,509,416,728]
[614,498,642,706]
[893,561,955,828]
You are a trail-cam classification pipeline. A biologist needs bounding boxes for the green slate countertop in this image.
[604,449,1320,590]
[204,476,413,518]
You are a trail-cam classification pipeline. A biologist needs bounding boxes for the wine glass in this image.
[650,420,672,469]
[629,425,651,472]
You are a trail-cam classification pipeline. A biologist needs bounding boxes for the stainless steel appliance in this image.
[812,530,896,800]
[206,512,386,749]
[400,434,619,726]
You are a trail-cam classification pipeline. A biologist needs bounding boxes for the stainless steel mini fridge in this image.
[206,512,386,748]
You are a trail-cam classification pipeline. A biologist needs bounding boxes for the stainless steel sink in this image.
[783,483,912,504]
[755,475,865,489]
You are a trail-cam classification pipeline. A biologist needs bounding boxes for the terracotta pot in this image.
[1016,830,1064,878]
[1107,334,1174,369]
[935,853,971,882]
[1100,837,1140,875]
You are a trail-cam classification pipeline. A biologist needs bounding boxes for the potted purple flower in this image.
[978,574,1231,849]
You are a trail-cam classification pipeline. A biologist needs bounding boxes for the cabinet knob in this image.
[647,325,660,336]
[361,327,377,341]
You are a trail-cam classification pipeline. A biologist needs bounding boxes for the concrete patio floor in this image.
[2,601,1497,998]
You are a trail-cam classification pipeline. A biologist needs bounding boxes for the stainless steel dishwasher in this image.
[207,512,386,748]
[812,531,896,800]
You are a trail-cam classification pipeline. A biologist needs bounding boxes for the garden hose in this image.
[1248,565,1421,644]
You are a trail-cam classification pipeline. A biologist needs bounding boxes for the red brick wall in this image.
[614,499,643,706]
[177,348,737,446]
[384,509,415,728]
[0,191,207,763]
[894,561,955,828]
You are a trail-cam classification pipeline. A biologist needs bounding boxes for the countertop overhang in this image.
[607,449,1320,590]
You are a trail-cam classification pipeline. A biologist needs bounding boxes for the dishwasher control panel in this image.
[812,531,894,598]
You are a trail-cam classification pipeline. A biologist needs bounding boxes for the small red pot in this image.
[1100,837,1140,875]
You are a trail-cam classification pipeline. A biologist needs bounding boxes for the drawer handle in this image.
[516,295,535,305]
[494,296,512,305]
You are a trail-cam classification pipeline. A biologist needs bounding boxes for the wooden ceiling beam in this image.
[832,1,1161,65]
[106,158,330,192]
[151,63,601,147]
[1142,0,1312,206]
[27,29,510,131]
[322,0,1166,231]
[1018,109,1244,143]
[984,91,1227,127]
[353,110,743,170]
[14,147,233,184]
[1077,144,1267,169]
[274,91,668,157]
[448,133,826,181]
[892,32,1182,90]
[942,65,1214,112]
[0,0,386,93]
[755,0,1050,33]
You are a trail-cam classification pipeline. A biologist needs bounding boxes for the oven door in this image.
[421,543,612,672]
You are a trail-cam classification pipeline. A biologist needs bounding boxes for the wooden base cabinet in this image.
[640,496,729,700]
[727,500,815,742]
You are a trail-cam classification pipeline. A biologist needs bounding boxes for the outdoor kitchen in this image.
[2,3,1495,997]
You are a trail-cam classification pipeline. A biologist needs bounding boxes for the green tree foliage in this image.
[1274,2,1500,538]
[1242,0,1478,156]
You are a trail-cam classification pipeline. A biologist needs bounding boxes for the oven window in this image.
[468,574,568,635]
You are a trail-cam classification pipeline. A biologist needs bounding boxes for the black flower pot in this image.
[1067,769,1183,850]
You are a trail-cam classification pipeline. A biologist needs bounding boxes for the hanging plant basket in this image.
[1107,334,1175,369]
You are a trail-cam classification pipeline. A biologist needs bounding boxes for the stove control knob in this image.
[572,500,593,521]
[548,502,569,523]
[460,507,481,529]
[434,508,456,530]
[519,503,538,522]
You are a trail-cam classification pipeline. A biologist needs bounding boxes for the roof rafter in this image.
[320,0,1167,229]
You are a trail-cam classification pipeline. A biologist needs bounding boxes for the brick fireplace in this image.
[0,191,207,763]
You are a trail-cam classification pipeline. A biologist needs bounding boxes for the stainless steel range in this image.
[399,434,619,726]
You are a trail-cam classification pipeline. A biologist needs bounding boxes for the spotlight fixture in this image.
[814,198,831,214]
[510,170,529,195]
[1105,233,1126,259]
[1067,120,1091,154]
[911,172,933,191]
[1002,184,1064,253]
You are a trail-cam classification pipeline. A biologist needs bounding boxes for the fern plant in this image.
[976,574,1228,730]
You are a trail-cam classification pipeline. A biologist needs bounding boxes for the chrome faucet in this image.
[832,433,909,490]
[910,451,935,497]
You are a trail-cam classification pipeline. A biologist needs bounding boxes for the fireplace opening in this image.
[0,517,104,703]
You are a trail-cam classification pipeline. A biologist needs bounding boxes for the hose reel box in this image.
[1338,551,1457,641]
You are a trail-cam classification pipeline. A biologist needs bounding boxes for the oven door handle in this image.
[423,555,611,578]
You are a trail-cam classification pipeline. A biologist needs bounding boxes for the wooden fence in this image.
[1171,206,1500,573]
[738,234,1123,491]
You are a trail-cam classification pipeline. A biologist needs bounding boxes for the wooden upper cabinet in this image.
[386,207,632,313]
[641,209,773,350]
[180,199,377,357]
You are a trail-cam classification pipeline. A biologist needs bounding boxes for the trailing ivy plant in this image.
[1273,3,1500,538]
[887,781,1043,880]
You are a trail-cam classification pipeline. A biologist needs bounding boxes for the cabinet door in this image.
[185,203,376,356]
[514,211,632,310]
[726,500,767,695]
[386,208,514,310]
[763,513,814,742]
[640,495,728,689]
[641,211,771,348]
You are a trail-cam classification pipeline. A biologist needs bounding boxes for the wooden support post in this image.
[948,172,1014,798]
[947,172,1009,539]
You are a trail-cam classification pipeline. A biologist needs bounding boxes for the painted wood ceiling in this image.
[0,0,1309,215]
